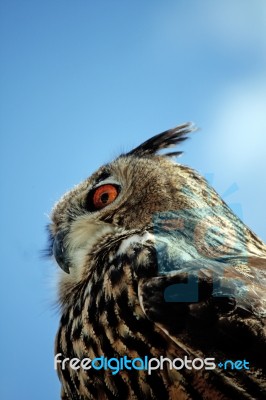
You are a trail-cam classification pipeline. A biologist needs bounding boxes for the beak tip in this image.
[57,261,70,274]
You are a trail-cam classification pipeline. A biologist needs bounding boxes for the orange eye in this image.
[92,184,119,210]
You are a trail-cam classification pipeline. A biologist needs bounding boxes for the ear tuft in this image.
[125,122,196,158]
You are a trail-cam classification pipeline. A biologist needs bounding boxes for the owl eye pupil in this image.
[100,193,109,204]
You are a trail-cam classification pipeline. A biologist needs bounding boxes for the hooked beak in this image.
[53,231,70,274]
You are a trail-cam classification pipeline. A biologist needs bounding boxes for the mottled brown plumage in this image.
[48,123,266,399]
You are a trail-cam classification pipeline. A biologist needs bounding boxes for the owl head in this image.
[47,123,265,307]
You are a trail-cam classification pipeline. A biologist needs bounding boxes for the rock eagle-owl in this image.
[47,123,266,399]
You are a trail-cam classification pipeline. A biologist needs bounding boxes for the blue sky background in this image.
[0,1,266,399]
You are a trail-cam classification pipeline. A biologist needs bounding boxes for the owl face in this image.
[51,157,185,269]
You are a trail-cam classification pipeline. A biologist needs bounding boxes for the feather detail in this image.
[125,123,196,157]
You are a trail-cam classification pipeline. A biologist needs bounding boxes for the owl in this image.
[48,123,266,400]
